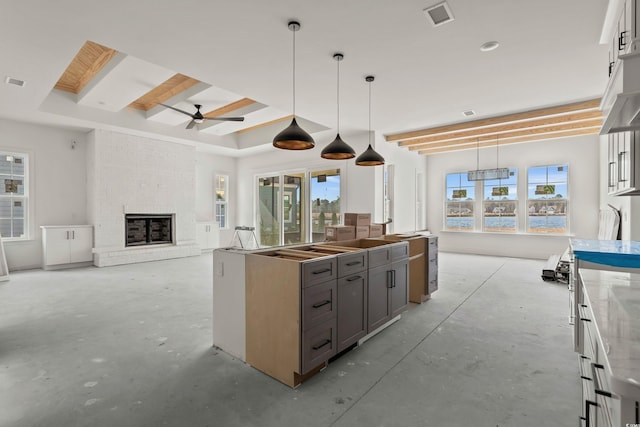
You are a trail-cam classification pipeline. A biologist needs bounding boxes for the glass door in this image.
[311,169,341,243]
[257,176,280,246]
[283,173,305,245]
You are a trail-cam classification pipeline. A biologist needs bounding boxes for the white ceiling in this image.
[0,0,610,156]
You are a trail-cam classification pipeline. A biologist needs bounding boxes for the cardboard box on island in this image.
[344,213,371,226]
[324,225,356,241]
[368,224,384,237]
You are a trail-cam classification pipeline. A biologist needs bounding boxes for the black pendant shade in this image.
[355,143,385,166]
[273,117,315,150]
[321,133,355,159]
[356,75,385,166]
[322,52,355,160]
[273,20,316,151]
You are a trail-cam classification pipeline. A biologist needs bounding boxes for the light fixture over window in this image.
[321,53,355,160]
[273,20,315,150]
[356,76,385,166]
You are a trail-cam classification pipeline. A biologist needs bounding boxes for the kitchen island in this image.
[212,239,410,387]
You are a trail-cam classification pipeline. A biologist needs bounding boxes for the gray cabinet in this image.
[607,131,640,195]
[336,264,367,352]
[366,242,409,333]
[301,258,338,374]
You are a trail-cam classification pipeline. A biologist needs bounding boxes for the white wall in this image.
[426,134,600,259]
[0,119,88,270]
[235,129,427,242]
[195,151,237,245]
[374,132,428,233]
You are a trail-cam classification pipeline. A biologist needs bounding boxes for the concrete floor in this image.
[0,252,579,427]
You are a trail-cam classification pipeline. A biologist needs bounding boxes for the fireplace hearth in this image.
[125,214,173,247]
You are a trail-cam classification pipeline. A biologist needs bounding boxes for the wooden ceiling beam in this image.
[204,97,256,118]
[129,74,201,111]
[408,118,602,151]
[399,110,602,147]
[386,98,601,142]
[417,126,601,155]
[236,115,294,134]
[54,41,117,94]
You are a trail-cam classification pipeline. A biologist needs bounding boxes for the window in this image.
[257,168,341,246]
[215,175,228,229]
[311,169,341,243]
[445,172,475,231]
[527,165,568,234]
[0,152,28,240]
[483,169,517,232]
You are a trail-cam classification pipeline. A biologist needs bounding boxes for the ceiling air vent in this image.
[423,2,454,27]
[5,77,26,87]
[462,110,476,117]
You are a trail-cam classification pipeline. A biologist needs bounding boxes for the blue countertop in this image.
[570,239,640,269]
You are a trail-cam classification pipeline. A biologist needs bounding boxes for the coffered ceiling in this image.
[0,0,610,156]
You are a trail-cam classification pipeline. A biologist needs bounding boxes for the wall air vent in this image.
[423,2,454,27]
[5,77,26,87]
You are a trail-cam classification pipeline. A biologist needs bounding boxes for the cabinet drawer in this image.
[427,255,438,272]
[301,318,337,374]
[302,280,337,331]
[337,252,367,278]
[427,274,438,294]
[391,242,409,261]
[368,246,390,269]
[302,258,337,287]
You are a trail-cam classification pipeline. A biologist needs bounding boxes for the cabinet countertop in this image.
[579,268,640,399]
[570,238,640,269]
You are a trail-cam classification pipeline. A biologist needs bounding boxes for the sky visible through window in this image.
[311,175,340,201]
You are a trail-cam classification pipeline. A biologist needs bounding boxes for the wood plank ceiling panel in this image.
[204,97,256,117]
[54,41,118,94]
[236,114,294,134]
[386,98,603,155]
[129,74,201,111]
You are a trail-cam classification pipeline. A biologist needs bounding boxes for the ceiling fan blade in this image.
[202,116,245,122]
[159,103,195,118]
[185,120,197,129]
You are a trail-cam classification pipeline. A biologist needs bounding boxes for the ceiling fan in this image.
[158,103,245,129]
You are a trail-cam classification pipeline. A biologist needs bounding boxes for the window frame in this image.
[481,168,518,233]
[215,174,229,230]
[444,172,476,232]
[0,150,29,241]
[526,164,569,235]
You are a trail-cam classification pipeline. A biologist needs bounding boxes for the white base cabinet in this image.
[41,225,93,269]
[196,222,219,251]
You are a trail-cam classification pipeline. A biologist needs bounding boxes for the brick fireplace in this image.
[87,129,200,267]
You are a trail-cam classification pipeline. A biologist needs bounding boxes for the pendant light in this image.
[273,21,315,150]
[321,53,355,159]
[356,76,385,166]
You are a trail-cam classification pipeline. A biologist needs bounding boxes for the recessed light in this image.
[462,110,476,117]
[5,76,26,87]
[480,41,500,52]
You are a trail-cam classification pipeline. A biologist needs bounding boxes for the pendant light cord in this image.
[336,58,340,132]
[292,28,296,115]
[368,79,372,145]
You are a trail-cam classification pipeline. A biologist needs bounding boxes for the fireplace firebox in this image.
[125,214,173,247]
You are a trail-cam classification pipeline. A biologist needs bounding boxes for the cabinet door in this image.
[608,134,617,193]
[367,264,391,332]
[617,131,631,191]
[337,273,367,352]
[196,223,209,249]
[390,259,409,318]
[44,228,71,265]
[69,227,93,263]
